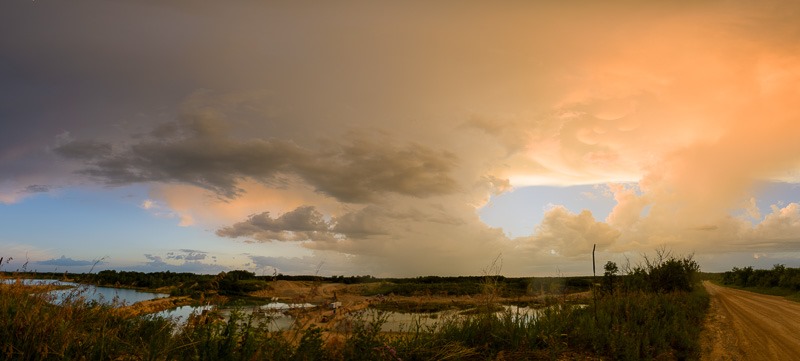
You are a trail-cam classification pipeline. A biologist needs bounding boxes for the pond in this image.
[3,279,169,305]
[157,303,566,333]
[377,305,544,332]
[50,282,169,305]
[157,302,316,331]
[5,279,578,333]
[5,279,310,330]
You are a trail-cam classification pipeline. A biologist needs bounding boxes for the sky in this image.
[2,0,800,277]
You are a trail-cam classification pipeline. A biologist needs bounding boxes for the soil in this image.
[701,281,800,360]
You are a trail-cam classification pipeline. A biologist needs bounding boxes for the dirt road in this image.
[701,281,800,360]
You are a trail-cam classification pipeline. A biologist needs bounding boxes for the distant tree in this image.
[602,261,618,293]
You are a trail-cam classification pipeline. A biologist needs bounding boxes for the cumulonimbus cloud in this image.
[23,1,800,275]
[513,206,621,258]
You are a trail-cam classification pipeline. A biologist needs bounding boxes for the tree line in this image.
[721,264,800,291]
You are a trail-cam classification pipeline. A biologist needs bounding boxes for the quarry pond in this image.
[5,278,589,333]
[2,254,718,360]
[7,279,310,321]
[5,279,326,330]
[155,302,554,332]
[3,279,169,305]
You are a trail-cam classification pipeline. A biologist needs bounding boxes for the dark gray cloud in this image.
[37,255,102,267]
[241,206,329,233]
[0,0,197,201]
[331,206,390,238]
[55,117,299,198]
[22,185,52,194]
[217,203,472,265]
[217,206,336,242]
[183,254,206,261]
[295,139,459,203]
[55,117,458,202]
[53,140,113,160]
[217,204,458,244]
[143,254,166,266]
[331,205,463,238]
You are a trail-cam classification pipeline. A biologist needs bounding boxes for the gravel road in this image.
[701,281,800,360]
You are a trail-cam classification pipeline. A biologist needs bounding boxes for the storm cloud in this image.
[5,1,800,275]
[55,117,458,203]
[216,206,336,242]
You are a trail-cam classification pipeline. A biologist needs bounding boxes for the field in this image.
[2,253,709,360]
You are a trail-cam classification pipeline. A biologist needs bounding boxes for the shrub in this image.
[620,250,700,293]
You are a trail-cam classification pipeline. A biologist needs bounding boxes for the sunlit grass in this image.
[1,252,709,360]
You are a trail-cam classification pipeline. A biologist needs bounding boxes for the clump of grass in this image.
[0,278,176,359]
[569,288,709,360]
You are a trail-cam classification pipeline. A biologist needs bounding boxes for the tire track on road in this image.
[701,281,800,360]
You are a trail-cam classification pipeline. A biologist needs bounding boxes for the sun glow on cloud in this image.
[3,1,800,275]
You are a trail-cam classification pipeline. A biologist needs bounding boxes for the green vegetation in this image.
[382,289,708,360]
[721,264,800,301]
[2,251,708,360]
[384,252,708,360]
[361,276,592,298]
[5,270,592,301]
[79,269,272,297]
[0,279,340,360]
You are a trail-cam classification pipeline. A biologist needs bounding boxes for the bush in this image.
[619,250,700,294]
[723,264,800,291]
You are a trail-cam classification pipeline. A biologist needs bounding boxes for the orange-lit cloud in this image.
[6,1,800,275]
[119,2,800,273]
[148,179,342,228]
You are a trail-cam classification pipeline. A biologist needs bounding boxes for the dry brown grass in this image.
[116,295,193,316]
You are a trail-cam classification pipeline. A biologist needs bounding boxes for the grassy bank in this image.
[2,252,708,360]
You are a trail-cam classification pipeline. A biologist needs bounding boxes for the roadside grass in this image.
[710,280,800,303]
[571,288,709,360]
[382,287,708,360]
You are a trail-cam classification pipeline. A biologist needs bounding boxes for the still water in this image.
[6,279,562,333]
[51,282,169,305]
[4,279,168,305]
[6,279,307,330]
[158,302,315,331]
[376,305,543,332]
